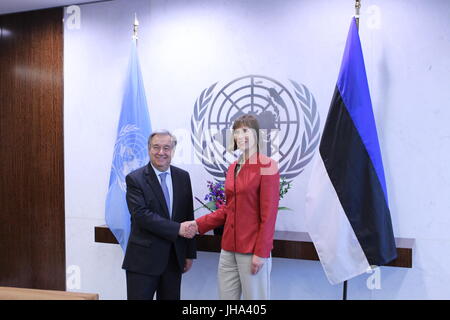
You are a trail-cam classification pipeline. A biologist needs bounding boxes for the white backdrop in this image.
[64,0,450,299]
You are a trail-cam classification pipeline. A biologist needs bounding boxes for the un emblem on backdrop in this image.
[191,75,320,180]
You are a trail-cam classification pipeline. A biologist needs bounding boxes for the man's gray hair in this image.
[148,129,177,147]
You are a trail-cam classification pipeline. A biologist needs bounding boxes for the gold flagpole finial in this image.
[132,13,139,41]
[355,0,361,30]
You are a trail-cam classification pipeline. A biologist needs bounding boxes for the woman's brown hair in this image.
[229,114,260,152]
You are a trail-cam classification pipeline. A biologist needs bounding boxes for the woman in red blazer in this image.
[195,114,280,300]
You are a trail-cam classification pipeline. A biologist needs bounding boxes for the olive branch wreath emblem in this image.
[190,79,320,181]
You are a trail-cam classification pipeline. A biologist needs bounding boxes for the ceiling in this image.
[0,0,113,15]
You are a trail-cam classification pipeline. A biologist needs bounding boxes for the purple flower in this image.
[203,180,226,208]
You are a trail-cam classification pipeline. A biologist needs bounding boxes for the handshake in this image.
[179,220,198,239]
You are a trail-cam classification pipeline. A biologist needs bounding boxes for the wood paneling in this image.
[0,8,65,290]
[95,225,414,268]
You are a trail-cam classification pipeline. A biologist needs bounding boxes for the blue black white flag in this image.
[105,39,152,251]
[305,18,397,285]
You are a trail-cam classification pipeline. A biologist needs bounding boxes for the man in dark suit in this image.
[122,129,197,300]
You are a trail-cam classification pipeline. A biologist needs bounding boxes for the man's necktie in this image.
[159,172,171,218]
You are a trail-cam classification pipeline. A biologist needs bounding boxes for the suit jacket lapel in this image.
[170,166,182,222]
[144,163,170,219]
[228,162,237,193]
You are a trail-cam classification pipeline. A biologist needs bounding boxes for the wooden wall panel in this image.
[0,8,65,290]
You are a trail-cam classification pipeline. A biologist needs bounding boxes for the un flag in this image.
[105,39,152,251]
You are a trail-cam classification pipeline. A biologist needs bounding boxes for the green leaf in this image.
[194,200,217,212]
[277,207,293,211]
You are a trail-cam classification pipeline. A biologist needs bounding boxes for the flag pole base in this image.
[343,280,348,300]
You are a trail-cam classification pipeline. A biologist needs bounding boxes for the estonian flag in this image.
[305,18,397,285]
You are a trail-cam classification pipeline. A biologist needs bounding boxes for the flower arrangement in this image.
[196,177,292,212]
[199,180,226,212]
[278,176,293,211]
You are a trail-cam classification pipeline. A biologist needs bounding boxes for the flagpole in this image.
[355,0,361,30]
[132,13,139,42]
[343,280,348,300]
[342,1,361,301]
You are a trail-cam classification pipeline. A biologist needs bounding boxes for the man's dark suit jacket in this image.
[122,163,196,276]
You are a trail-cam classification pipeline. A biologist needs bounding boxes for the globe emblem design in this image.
[210,75,299,162]
[191,75,320,180]
[112,124,149,191]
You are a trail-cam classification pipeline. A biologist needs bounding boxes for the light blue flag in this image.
[105,39,152,251]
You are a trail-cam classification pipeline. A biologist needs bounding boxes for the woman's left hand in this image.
[251,255,265,275]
